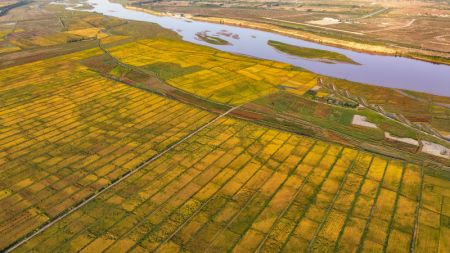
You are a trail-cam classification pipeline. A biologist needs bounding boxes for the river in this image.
[80,0,449,96]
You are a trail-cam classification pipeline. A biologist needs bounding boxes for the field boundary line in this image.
[410,165,425,253]
[3,106,240,253]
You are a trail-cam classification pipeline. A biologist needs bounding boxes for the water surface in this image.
[85,0,450,96]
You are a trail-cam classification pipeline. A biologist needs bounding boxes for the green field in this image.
[268,40,359,64]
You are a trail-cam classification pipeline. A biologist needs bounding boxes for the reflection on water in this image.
[85,0,450,96]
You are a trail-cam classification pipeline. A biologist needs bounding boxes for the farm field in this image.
[107,39,317,105]
[324,77,450,136]
[10,116,449,253]
[0,49,217,249]
[0,0,449,252]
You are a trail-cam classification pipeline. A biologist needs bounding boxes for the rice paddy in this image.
[107,39,317,105]
[5,108,449,252]
[0,9,449,253]
[0,50,216,249]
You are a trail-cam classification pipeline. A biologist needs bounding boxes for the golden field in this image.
[0,12,448,252]
[107,39,317,105]
[0,49,216,249]
[6,111,449,252]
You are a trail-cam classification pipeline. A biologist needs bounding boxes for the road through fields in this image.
[3,105,240,253]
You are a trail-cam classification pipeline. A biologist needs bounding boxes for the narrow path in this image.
[410,166,425,253]
[355,7,389,20]
[3,105,240,253]
[365,19,415,33]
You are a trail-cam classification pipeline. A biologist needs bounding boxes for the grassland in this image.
[268,40,358,64]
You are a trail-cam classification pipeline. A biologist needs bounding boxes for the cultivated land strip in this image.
[3,106,240,253]
[202,136,316,252]
[230,140,316,252]
[279,147,348,252]
[94,119,253,253]
[355,159,389,253]
[305,151,358,251]
[333,155,374,251]
[129,124,271,252]
[383,162,406,252]
[152,127,281,251]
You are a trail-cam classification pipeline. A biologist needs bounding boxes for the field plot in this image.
[325,77,450,135]
[107,39,317,105]
[11,115,450,253]
[0,49,217,249]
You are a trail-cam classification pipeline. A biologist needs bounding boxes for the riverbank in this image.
[126,5,450,66]
[0,0,31,16]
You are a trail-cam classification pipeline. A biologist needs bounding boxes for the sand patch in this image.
[352,115,378,128]
[308,17,341,26]
[384,132,419,146]
[421,141,450,159]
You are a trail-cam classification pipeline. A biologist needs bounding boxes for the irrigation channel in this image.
[67,0,450,96]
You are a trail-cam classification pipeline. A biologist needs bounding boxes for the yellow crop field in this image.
[1,25,449,253]
[382,160,404,191]
[1,105,446,252]
[4,107,445,253]
[367,157,388,181]
[66,28,103,38]
[0,50,216,249]
[106,39,317,105]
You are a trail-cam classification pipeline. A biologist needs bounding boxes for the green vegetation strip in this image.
[410,167,425,252]
[268,40,358,64]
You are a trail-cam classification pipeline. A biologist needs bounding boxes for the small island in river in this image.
[268,40,359,65]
